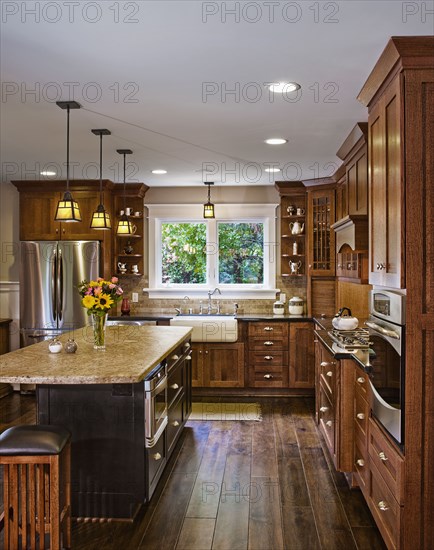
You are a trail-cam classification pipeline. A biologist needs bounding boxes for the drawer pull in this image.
[171,354,179,360]
[378,500,389,511]
[326,420,333,427]
[172,420,180,427]
[264,326,273,331]
[357,376,365,384]
[264,374,273,379]
[264,341,274,346]
[264,355,274,360]
[170,383,179,390]
[186,355,192,361]
[153,452,162,461]
[321,361,335,368]
[356,413,365,420]
[356,459,365,467]
[319,406,328,413]
[378,451,388,462]
[326,371,333,378]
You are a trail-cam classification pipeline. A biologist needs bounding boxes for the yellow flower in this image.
[82,295,96,309]
[94,293,114,310]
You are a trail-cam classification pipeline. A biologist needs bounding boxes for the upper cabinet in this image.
[307,187,335,277]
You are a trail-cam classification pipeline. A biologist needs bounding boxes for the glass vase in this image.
[92,312,107,351]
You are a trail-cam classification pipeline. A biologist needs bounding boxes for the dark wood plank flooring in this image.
[0,393,385,549]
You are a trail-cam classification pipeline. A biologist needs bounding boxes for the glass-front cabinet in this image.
[308,188,335,276]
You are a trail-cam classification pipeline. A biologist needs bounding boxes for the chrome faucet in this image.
[207,288,221,314]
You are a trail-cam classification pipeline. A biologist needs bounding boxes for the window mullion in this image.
[207,220,217,287]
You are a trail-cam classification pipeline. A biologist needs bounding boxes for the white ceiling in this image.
[1,1,432,187]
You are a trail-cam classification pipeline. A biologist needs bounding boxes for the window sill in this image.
[144,288,280,300]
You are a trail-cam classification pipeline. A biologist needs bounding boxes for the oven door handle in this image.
[365,321,400,339]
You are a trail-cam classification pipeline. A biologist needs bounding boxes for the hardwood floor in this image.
[0,393,385,549]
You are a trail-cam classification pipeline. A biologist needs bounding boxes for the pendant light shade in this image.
[55,101,82,222]
[90,129,111,230]
[203,182,215,219]
[116,149,134,235]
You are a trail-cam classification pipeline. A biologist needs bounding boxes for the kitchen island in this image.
[0,325,193,521]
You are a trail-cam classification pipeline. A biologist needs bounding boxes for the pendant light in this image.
[54,101,82,222]
[203,182,215,218]
[116,149,134,235]
[90,129,111,230]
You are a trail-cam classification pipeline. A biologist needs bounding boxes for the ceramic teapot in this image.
[289,221,304,235]
[289,260,302,274]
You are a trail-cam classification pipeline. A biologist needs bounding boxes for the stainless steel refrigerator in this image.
[20,241,100,347]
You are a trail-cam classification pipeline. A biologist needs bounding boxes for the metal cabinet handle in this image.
[326,371,333,378]
[321,361,335,367]
[356,459,365,467]
[264,326,273,331]
[264,355,273,360]
[184,342,190,350]
[378,500,389,511]
[153,452,162,461]
[378,451,388,462]
[357,377,365,384]
[205,350,209,354]
[264,374,273,379]
[326,420,333,427]
[170,383,179,390]
[171,354,179,360]
[172,420,180,427]
[186,355,192,361]
[356,413,365,420]
[319,406,328,413]
[264,341,274,346]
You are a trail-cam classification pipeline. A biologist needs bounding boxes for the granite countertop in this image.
[0,325,192,385]
[236,313,311,321]
[108,314,174,321]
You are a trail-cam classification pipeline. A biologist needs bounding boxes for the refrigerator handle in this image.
[52,248,57,320]
[58,247,64,321]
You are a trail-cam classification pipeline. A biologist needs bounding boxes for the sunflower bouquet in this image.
[78,277,123,316]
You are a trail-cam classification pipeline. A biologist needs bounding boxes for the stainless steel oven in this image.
[144,361,168,448]
[365,290,405,445]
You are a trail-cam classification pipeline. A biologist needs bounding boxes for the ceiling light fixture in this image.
[116,149,134,235]
[90,129,112,230]
[265,167,281,173]
[40,170,57,176]
[54,101,82,222]
[203,182,215,219]
[268,82,300,94]
[151,169,167,174]
[265,138,288,145]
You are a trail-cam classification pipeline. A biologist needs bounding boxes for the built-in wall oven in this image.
[144,361,168,448]
[365,290,405,446]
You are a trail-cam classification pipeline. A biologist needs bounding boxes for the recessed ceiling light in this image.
[265,138,288,145]
[40,171,57,176]
[265,167,281,173]
[268,82,301,94]
[151,169,167,174]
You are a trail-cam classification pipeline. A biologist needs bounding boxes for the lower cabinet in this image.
[289,322,315,388]
[191,342,244,388]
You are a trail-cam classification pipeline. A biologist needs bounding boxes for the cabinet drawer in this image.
[248,322,288,338]
[167,340,190,371]
[251,365,288,388]
[368,460,402,550]
[249,351,288,367]
[318,385,335,456]
[146,433,166,497]
[167,363,184,406]
[167,394,184,455]
[354,388,369,439]
[249,336,288,351]
[354,432,369,495]
[355,368,371,401]
[319,358,336,396]
[368,418,404,504]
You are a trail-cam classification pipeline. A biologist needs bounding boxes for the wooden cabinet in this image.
[366,77,403,288]
[336,248,369,283]
[366,418,404,549]
[248,322,289,388]
[191,342,244,388]
[307,188,335,276]
[353,368,371,496]
[0,319,12,399]
[277,182,307,279]
[112,183,148,278]
[289,322,315,389]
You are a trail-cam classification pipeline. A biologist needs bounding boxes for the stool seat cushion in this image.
[0,425,70,455]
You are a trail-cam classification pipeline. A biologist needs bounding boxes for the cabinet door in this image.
[191,344,203,387]
[308,188,335,276]
[289,322,315,388]
[19,192,60,240]
[369,76,403,288]
[203,343,244,388]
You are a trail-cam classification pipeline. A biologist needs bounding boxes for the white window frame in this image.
[146,204,279,299]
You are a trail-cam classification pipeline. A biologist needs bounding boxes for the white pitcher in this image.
[289,260,302,274]
[289,221,304,235]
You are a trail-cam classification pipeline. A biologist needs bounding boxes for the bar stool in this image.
[0,425,71,550]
